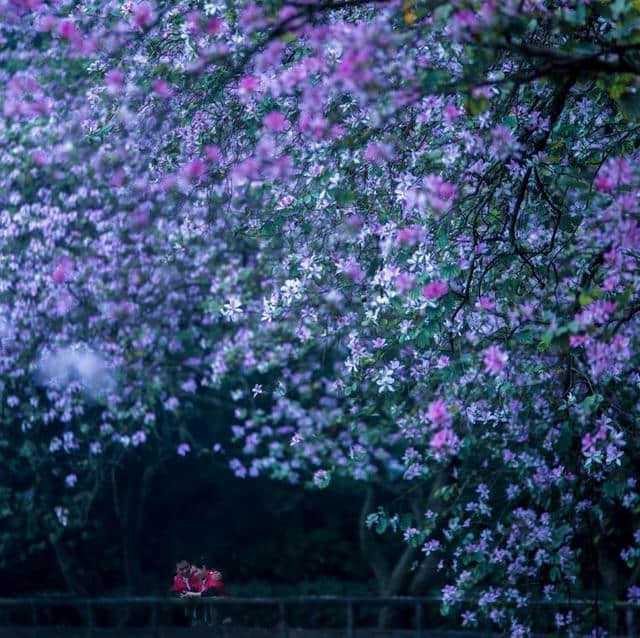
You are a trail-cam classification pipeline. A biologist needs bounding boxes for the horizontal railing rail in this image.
[1,595,638,606]
[0,595,637,638]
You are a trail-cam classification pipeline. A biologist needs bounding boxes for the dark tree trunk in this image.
[118,457,161,594]
[49,534,88,595]
[358,485,390,594]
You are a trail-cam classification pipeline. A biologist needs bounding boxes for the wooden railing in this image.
[0,595,637,638]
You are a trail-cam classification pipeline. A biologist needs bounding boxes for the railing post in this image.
[86,601,94,638]
[415,601,423,638]
[625,605,636,638]
[151,601,159,638]
[346,599,356,638]
[30,601,38,638]
[210,603,219,634]
[278,599,289,638]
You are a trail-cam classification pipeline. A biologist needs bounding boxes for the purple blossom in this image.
[483,345,508,375]
[422,280,448,300]
[177,443,191,456]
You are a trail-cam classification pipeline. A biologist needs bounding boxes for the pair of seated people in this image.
[171,560,226,598]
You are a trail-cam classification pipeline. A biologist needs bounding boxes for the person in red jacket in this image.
[202,568,226,597]
[187,565,204,594]
[180,566,226,598]
[170,560,192,596]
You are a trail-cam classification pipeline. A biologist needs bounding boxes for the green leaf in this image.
[579,292,593,306]
[332,188,355,205]
[617,92,640,120]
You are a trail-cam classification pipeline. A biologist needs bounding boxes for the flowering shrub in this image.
[2,0,640,633]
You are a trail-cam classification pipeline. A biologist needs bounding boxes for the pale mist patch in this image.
[0,317,13,345]
[36,345,116,400]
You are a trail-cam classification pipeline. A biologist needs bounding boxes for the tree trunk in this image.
[377,543,419,628]
[119,457,160,594]
[49,533,88,595]
[120,464,142,593]
[357,485,422,628]
[358,485,390,594]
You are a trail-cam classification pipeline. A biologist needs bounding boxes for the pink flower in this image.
[132,2,155,28]
[205,144,222,163]
[581,433,595,453]
[423,174,458,215]
[153,79,174,98]
[105,69,124,94]
[58,19,80,42]
[422,280,448,300]
[238,75,260,97]
[603,275,619,292]
[450,10,479,40]
[396,225,425,246]
[427,398,451,428]
[483,345,508,375]
[185,11,201,35]
[263,111,288,132]
[182,158,206,181]
[596,157,633,191]
[32,149,48,166]
[35,15,57,32]
[430,428,458,453]
[52,257,73,284]
[395,272,415,293]
[443,102,462,124]
[569,335,589,348]
[594,174,614,193]
[206,17,223,35]
[177,443,191,456]
[477,296,496,311]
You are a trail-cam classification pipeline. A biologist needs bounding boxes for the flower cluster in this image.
[2,0,640,633]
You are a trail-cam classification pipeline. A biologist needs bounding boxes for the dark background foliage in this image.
[2,452,384,597]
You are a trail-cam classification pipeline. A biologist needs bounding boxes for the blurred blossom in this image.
[36,345,115,399]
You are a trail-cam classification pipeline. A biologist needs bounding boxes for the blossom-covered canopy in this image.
[2,0,640,633]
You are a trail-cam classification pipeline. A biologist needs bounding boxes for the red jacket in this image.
[171,573,190,593]
[203,570,226,596]
[188,570,204,593]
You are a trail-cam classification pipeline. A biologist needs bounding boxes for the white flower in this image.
[221,296,243,322]
[49,437,62,452]
[54,506,69,527]
[281,279,303,306]
[376,368,395,393]
[252,384,263,398]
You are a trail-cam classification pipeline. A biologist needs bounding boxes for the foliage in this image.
[2,0,640,634]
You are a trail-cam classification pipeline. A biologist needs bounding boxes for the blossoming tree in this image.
[2,0,640,633]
